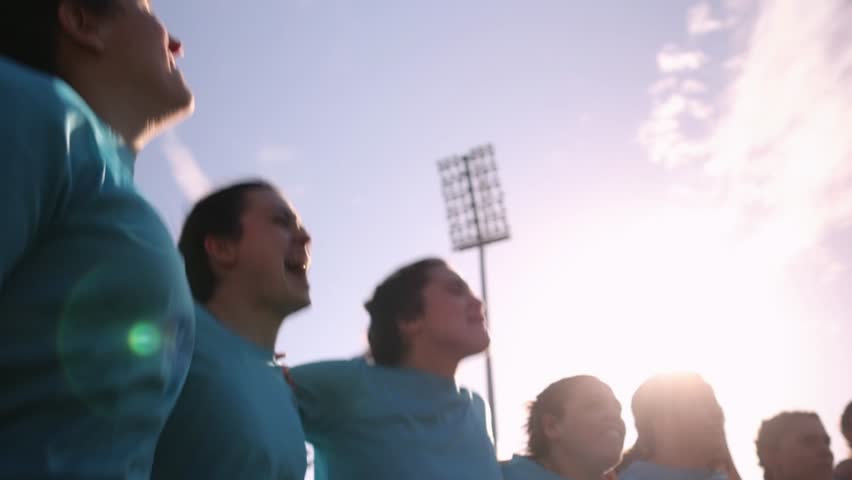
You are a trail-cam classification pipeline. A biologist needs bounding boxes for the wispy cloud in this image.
[656,44,708,73]
[639,0,852,270]
[687,1,736,35]
[639,93,714,168]
[681,79,707,95]
[162,132,212,202]
[649,76,678,96]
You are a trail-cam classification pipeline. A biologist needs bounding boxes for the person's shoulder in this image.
[836,458,852,480]
[291,356,368,376]
[500,455,550,479]
[0,57,88,123]
[500,454,530,472]
[459,387,486,406]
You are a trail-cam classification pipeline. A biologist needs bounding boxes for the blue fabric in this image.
[619,461,728,480]
[152,305,307,480]
[0,57,195,479]
[501,455,568,480]
[290,358,501,480]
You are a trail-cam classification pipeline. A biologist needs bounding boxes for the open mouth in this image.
[284,259,308,281]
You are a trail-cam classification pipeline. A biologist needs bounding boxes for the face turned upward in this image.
[401,264,489,363]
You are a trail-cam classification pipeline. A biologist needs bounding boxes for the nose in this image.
[472,295,485,313]
[168,35,184,56]
[296,225,312,246]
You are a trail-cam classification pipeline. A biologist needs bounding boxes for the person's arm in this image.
[468,391,495,445]
[0,101,70,289]
[289,359,361,438]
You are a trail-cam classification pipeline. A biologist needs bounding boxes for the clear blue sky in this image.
[137,1,852,478]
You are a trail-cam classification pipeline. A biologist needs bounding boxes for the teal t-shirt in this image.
[0,58,195,478]
[152,305,307,480]
[290,358,501,480]
[619,461,728,480]
[502,455,567,480]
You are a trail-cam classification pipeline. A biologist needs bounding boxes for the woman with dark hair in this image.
[616,373,740,480]
[502,376,625,480]
[0,0,194,477]
[289,257,501,479]
[152,180,312,480]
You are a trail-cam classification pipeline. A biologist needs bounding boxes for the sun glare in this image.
[494,203,806,478]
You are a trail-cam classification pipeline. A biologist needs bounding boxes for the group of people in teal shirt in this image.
[1,2,845,480]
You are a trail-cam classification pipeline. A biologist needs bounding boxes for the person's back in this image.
[0,1,195,477]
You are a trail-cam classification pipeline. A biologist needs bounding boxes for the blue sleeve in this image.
[0,70,70,287]
[289,359,362,438]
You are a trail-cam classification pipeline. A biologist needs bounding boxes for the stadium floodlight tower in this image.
[437,143,510,446]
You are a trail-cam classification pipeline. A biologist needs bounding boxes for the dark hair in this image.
[756,411,821,480]
[178,180,274,303]
[365,258,447,366]
[0,0,115,76]
[842,401,852,447]
[526,375,601,459]
[616,372,723,473]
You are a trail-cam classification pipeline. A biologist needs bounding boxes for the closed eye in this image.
[272,215,295,228]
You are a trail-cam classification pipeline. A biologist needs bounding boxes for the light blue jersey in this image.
[152,305,307,480]
[290,358,501,480]
[502,455,567,480]
[619,461,728,480]
[0,58,194,479]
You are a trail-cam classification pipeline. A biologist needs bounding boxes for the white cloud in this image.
[638,93,714,167]
[688,2,736,35]
[162,132,212,202]
[656,44,708,73]
[257,143,294,166]
[681,79,707,94]
[640,0,852,270]
[649,76,678,95]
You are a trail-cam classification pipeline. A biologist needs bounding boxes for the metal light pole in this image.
[437,143,510,446]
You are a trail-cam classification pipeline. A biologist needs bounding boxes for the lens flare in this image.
[127,322,162,357]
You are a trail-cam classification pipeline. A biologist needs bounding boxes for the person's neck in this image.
[538,452,604,480]
[399,346,459,379]
[205,289,284,352]
[650,441,716,471]
[64,68,169,152]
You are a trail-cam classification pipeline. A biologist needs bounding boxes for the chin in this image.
[151,76,194,122]
[465,333,491,356]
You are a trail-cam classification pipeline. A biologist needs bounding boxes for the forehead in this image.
[566,379,619,406]
[426,263,464,283]
[243,188,298,217]
[783,416,828,439]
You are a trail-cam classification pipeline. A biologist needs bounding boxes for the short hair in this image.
[0,0,116,76]
[178,180,274,303]
[756,411,821,480]
[526,376,601,459]
[842,401,852,447]
[365,258,446,366]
